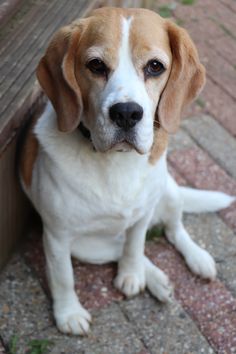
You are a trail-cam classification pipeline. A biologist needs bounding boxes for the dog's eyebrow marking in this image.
[148,49,170,67]
[86,46,105,60]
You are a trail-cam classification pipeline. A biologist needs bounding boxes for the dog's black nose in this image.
[109,102,143,131]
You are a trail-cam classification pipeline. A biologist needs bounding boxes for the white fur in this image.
[22,17,234,335]
[23,101,234,335]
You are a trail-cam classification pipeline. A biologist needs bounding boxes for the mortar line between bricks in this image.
[181,125,236,180]
[118,303,152,354]
[197,73,236,138]
[219,0,236,14]
[206,73,236,102]
[207,40,236,70]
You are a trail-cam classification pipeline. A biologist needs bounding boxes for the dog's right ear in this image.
[37,22,84,132]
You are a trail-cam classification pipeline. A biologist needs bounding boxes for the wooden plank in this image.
[0,1,94,112]
[0,0,56,59]
[0,137,31,269]
[0,0,69,91]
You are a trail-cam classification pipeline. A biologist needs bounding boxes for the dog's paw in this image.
[55,303,91,336]
[186,246,216,280]
[114,272,145,297]
[146,264,173,303]
[114,260,145,297]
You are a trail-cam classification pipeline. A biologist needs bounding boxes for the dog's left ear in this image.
[157,21,205,133]
[37,22,85,132]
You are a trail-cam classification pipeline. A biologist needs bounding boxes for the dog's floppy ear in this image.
[37,22,84,132]
[157,21,205,133]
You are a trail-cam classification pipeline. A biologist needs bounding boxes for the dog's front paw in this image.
[55,303,91,336]
[114,261,145,297]
[186,246,216,280]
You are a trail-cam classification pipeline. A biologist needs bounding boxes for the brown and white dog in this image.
[20,7,235,335]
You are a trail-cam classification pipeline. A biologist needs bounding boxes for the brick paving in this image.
[0,0,236,353]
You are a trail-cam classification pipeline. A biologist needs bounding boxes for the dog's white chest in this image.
[34,127,167,239]
[55,143,166,237]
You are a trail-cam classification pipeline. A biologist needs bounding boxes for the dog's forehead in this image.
[81,8,170,61]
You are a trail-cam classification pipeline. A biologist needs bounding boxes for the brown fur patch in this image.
[149,127,169,165]
[20,112,41,188]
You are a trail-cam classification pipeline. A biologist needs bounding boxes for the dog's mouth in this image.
[79,123,146,155]
[109,136,145,154]
[112,140,135,153]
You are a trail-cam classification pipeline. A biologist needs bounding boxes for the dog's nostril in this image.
[109,102,143,130]
[131,110,143,121]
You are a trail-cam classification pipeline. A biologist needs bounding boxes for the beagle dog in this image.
[20,7,235,335]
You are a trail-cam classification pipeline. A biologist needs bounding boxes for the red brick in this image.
[174,6,225,42]
[146,241,236,354]
[208,35,236,68]
[167,162,188,186]
[197,43,236,101]
[168,147,236,231]
[209,0,236,37]
[201,78,236,136]
[220,0,236,12]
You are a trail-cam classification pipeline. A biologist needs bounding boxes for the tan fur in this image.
[36,23,84,133]
[149,127,169,164]
[157,20,205,133]
[20,114,40,188]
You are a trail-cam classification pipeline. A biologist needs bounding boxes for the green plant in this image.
[26,339,54,354]
[146,225,164,241]
[9,336,54,354]
[158,3,176,18]
[196,97,205,108]
[181,0,195,5]
[9,335,19,354]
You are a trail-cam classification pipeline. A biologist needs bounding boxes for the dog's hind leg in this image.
[156,174,217,280]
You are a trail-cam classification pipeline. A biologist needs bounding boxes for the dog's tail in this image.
[180,187,235,213]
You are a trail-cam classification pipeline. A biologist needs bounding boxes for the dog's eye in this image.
[86,58,109,77]
[145,60,165,77]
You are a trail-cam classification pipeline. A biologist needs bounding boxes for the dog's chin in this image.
[105,140,148,155]
[112,141,137,153]
[92,131,152,155]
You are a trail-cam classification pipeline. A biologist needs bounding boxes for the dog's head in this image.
[37,7,205,154]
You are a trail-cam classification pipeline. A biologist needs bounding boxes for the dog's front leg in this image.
[114,214,151,297]
[43,229,91,335]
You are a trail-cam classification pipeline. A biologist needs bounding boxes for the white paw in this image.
[186,246,216,280]
[114,272,145,297]
[145,260,173,303]
[55,303,91,335]
[114,260,145,298]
